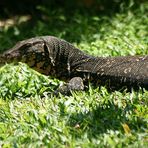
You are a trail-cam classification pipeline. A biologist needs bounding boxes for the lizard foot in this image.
[54,77,84,95]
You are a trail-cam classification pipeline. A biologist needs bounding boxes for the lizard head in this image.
[17,38,55,76]
[1,38,44,64]
[1,37,55,76]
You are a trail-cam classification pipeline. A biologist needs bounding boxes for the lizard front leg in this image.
[54,77,84,95]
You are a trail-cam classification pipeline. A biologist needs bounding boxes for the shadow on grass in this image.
[0,0,146,51]
[66,101,147,137]
[0,6,104,52]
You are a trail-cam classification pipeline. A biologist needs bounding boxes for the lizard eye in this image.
[19,43,32,51]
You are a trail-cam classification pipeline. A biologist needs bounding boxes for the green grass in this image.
[0,1,148,147]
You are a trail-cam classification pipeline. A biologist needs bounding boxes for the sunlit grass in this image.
[0,1,148,147]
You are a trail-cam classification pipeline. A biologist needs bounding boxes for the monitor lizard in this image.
[0,36,148,94]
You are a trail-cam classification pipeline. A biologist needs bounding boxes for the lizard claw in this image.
[54,77,84,95]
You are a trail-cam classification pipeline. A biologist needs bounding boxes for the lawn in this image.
[0,1,148,147]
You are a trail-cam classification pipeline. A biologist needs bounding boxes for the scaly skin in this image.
[0,36,148,91]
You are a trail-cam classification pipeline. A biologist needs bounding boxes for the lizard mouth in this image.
[0,50,22,65]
